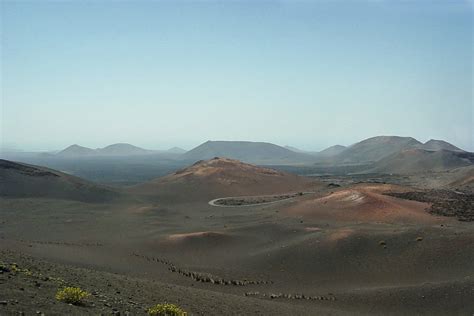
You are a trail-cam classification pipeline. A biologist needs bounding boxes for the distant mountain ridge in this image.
[48,137,470,174]
[316,145,347,158]
[367,149,474,174]
[323,136,470,173]
[284,145,310,154]
[167,147,187,154]
[97,143,153,155]
[56,143,179,157]
[418,139,463,152]
[57,144,97,157]
[182,141,315,164]
[332,136,422,164]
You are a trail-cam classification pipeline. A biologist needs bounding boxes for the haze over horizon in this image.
[0,136,471,154]
[1,1,473,152]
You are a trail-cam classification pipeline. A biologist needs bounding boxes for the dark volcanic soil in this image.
[1,164,474,315]
[0,250,327,316]
[387,190,474,221]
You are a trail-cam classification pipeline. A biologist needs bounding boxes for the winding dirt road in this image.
[208,192,315,207]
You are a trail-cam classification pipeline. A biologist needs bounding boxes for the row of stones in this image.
[245,291,336,301]
[132,253,272,286]
[16,239,103,247]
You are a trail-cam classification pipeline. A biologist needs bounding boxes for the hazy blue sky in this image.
[1,0,473,151]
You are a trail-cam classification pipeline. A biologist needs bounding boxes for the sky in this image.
[1,0,473,152]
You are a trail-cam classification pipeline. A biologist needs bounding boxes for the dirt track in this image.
[208,192,315,207]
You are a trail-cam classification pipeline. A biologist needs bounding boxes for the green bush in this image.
[55,287,90,305]
[147,303,187,316]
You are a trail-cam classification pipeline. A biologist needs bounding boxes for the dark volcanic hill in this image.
[182,141,314,164]
[419,139,463,152]
[0,159,119,202]
[97,143,152,156]
[333,136,422,164]
[129,157,318,201]
[367,149,474,174]
[56,144,97,157]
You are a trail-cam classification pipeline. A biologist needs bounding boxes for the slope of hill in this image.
[333,136,422,164]
[129,157,318,201]
[317,145,347,158]
[56,144,97,157]
[97,143,152,156]
[446,166,474,190]
[419,139,463,152]
[182,141,314,164]
[167,147,187,154]
[0,159,119,202]
[284,145,318,155]
[367,149,474,174]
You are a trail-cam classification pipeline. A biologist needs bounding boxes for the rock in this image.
[0,301,7,305]
[416,237,423,241]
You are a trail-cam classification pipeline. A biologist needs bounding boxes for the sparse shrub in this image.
[0,263,10,273]
[147,303,187,316]
[56,287,90,305]
[10,263,19,273]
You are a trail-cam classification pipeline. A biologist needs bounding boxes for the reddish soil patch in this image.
[284,184,449,224]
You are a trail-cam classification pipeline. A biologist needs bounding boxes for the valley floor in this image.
[1,173,474,315]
